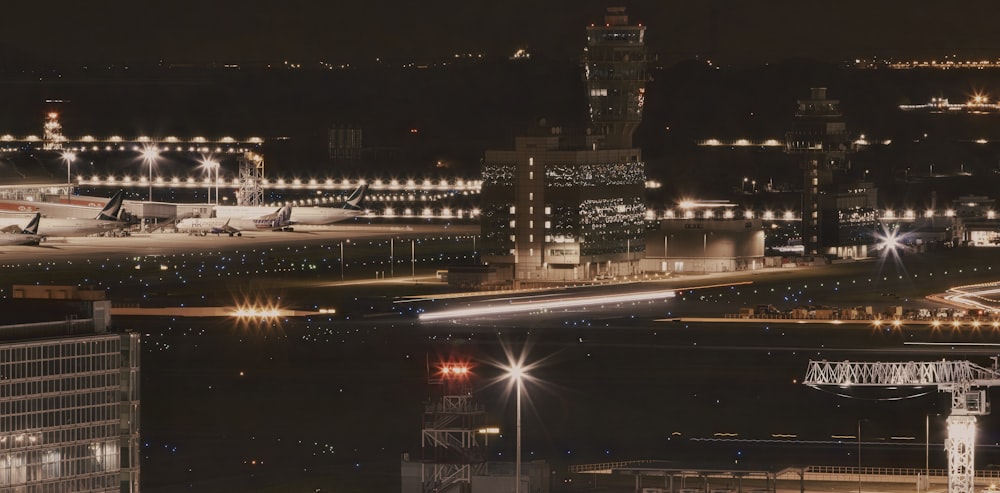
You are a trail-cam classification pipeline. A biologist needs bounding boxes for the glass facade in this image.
[579,197,646,256]
[0,333,140,492]
[481,163,516,187]
[480,203,514,257]
[833,207,878,246]
[544,162,645,187]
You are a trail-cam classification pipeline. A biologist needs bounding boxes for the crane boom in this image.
[803,360,1000,390]
[803,359,1000,493]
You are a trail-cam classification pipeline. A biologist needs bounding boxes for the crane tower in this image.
[803,360,1000,493]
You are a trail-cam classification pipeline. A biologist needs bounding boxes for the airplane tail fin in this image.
[342,184,367,211]
[278,205,292,226]
[96,190,125,221]
[22,213,40,235]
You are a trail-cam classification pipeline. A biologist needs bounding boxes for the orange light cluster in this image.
[440,364,471,378]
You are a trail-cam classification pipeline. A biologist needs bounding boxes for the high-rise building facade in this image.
[479,8,648,285]
[0,286,140,492]
[584,7,648,149]
[785,87,851,255]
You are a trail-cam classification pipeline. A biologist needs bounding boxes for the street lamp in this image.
[199,157,220,205]
[703,232,712,274]
[510,363,523,493]
[60,151,76,204]
[494,345,540,493]
[340,240,350,281]
[857,419,869,493]
[141,145,160,202]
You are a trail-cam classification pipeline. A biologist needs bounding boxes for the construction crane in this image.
[803,359,1000,493]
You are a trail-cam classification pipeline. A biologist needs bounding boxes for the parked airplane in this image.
[176,205,292,236]
[0,213,44,246]
[0,190,127,237]
[213,184,367,226]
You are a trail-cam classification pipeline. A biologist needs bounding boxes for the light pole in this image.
[411,239,416,282]
[340,240,349,281]
[214,162,220,205]
[507,362,525,493]
[141,146,160,202]
[199,156,220,205]
[703,232,709,274]
[925,414,930,484]
[858,419,863,493]
[390,238,394,278]
[61,151,76,204]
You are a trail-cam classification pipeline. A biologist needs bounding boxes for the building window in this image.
[529,234,533,242]
[529,206,533,214]
[529,171,534,180]
[529,220,533,228]
[529,192,533,201]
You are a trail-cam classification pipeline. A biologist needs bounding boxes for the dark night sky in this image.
[7,1,1000,65]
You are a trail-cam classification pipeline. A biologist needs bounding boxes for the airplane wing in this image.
[0,224,21,234]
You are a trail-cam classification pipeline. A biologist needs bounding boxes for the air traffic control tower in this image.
[478,7,648,285]
[584,6,648,148]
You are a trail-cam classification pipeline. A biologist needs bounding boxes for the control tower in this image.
[584,7,648,148]
[785,87,851,255]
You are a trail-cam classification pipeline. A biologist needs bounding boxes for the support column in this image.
[946,415,977,493]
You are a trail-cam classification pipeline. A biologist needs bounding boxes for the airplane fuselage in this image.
[0,215,122,237]
[214,205,362,225]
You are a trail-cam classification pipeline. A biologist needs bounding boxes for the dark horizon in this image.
[9,1,1000,67]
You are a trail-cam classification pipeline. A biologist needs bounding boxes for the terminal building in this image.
[479,7,648,284]
[643,214,766,274]
[0,285,140,492]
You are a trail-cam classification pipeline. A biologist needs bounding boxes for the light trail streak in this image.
[418,289,676,321]
[942,281,1000,311]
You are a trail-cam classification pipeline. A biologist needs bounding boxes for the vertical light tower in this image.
[236,152,264,206]
[42,112,65,150]
[584,7,648,149]
[420,363,487,493]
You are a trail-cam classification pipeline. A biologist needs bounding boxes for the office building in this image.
[478,7,648,284]
[785,87,852,256]
[0,285,140,492]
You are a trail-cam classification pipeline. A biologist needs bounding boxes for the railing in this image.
[568,460,656,474]
[569,463,1000,480]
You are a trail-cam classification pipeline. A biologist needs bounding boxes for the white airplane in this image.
[176,205,292,236]
[213,184,368,226]
[0,213,44,246]
[0,190,127,237]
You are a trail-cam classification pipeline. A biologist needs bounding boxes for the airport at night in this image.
[10,3,1000,493]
